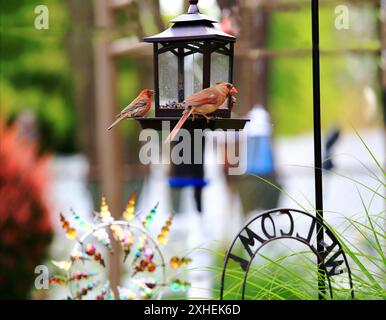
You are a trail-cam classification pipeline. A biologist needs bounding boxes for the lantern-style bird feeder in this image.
[137,0,248,131]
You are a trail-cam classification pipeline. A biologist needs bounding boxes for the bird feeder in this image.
[136,0,249,213]
[137,0,248,131]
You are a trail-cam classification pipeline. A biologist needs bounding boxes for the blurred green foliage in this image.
[0,0,77,154]
[267,5,381,135]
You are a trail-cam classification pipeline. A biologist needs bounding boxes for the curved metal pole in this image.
[311,0,326,299]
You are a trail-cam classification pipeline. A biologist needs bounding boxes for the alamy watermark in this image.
[335,5,349,30]
[34,5,49,30]
[138,122,247,176]
[34,265,49,290]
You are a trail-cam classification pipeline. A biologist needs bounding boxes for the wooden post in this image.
[218,0,270,115]
[238,0,269,114]
[151,0,165,32]
[94,0,123,298]
[67,0,96,162]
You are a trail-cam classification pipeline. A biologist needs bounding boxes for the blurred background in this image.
[0,0,384,299]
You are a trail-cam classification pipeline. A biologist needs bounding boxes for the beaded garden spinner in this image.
[50,193,191,300]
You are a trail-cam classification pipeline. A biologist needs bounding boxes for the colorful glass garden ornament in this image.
[170,256,179,269]
[99,196,114,223]
[170,279,190,292]
[123,191,137,221]
[133,251,156,275]
[52,260,72,271]
[110,224,125,241]
[74,281,98,300]
[49,276,67,286]
[133,277,158,290]
[70,208,91,231]
[157,214,174,245]
[69,271,96,282]
[144,279,157,290]
[147,261,156,272]
[140,288,153,300]
[110,225,135,261]
[60,213,77,240]
[93,228,113,253]
[135,233,147,257]
[51,196,191,300]
[170,256,192,269]
[143,203,159,230]
[122,231,135,261]
[143,247,153,258]
[84,243,105,267]
[96,283,114,300]
[118,287,136,300]
[96,287,107,300]
[71,249,90,263]
[131,277,158,299]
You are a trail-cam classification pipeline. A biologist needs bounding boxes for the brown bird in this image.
[107,89,154,131]
[165,82,238,143]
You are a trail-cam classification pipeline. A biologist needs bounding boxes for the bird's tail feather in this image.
[107,115,125,131]
[165,109,193,143]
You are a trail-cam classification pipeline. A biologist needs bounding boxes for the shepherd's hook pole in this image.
[311,0,326,299]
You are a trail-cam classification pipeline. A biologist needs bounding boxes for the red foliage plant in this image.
[0,123,53,299]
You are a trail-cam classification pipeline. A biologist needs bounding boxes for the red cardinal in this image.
[107,89,154,131]
[165,82,238,143]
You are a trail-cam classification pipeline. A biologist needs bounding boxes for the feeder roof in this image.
[144,1,235,43]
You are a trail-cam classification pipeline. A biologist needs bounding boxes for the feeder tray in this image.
[135,117,249,131]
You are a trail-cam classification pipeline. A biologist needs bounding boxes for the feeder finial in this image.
[188,0,200,14]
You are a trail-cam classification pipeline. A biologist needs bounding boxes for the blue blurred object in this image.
[168,177,208,188]
[244,105,275,176]
[246,136,274,176]
[322,127,341,171]
[168,177,206,213]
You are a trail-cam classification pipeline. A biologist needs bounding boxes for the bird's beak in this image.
[230,87,238,94]
[150,90,155,96]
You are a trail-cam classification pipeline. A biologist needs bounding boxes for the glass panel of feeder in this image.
[158,51,178,109]
[184,51,203,98]
[211,51,230,109]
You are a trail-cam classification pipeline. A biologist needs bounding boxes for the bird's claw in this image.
[202,114,213,123]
